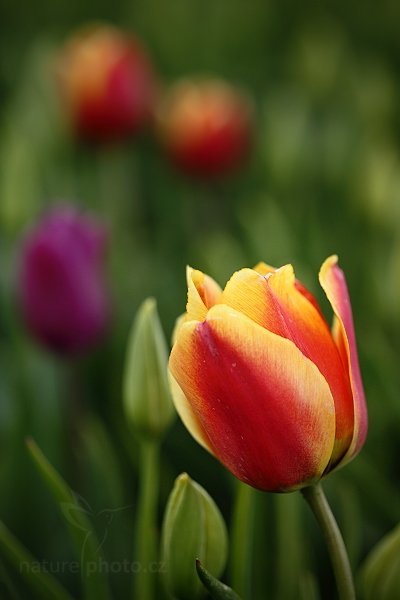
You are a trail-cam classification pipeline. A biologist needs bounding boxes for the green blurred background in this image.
[0,1,400,598]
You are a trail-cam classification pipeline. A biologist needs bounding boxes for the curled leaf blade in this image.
[196,559,242,600]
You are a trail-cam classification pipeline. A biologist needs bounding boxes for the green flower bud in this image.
[161,473,228,600]
[123,298,175,439]
[360,522,400,600]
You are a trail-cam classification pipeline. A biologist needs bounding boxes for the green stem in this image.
[301,483,355,600]
[230,481,255,599]
[276,492,303,600]
[134,439,160,600]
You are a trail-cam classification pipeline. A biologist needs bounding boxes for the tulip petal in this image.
[186,267,222,322]
[294,279,326,318]
[171,313,187,345]
[169,304,335,492]
[221,266,354,464]
[221,268,289,338]
[319,256,368,466]
[254,262,326,316]
[169,372,214,454]
[253,261,276,276]
[255,261,325,318]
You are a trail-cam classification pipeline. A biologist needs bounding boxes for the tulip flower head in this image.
[157,78,253,178]
[56,24,157,142]
[18,205,110,355]
[169,258,367,492]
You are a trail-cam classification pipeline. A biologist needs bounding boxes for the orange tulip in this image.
[157,78,253,177]
[169,257,367,492]
[56,24,157,142]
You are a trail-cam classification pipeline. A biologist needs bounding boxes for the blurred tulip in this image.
[18,205,110,355]
[157,78,253,177]
[169,257,367,492]
[56,24,157,142]
[161,473,228,600]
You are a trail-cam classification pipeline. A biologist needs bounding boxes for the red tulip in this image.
[157,78,253,177]
[56,25,157,142]
[17,205,110,355]
[169,257,367,492]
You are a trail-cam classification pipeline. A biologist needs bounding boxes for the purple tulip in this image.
[18,205,111,355]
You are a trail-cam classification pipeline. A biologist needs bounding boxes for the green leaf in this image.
[359,522,400,600]
[0,520,74,600]
[0,557,19,600]
[26,438,110,600]
[196,560,242,600]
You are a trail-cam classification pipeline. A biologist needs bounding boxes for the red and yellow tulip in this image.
[169,257,367,492]
[56,24,157,143]
[157,78,253,178]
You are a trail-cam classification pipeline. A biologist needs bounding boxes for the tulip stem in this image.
[134,439,160,600]
[301,483,355,600]
[230,481,255,598]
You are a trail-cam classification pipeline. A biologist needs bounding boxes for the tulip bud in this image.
[161,473,228,600]
[17,205,110,355]
[360,523,400,600]
[123,298,175,440]
[56,24,157,143]
[157,78,253,178]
